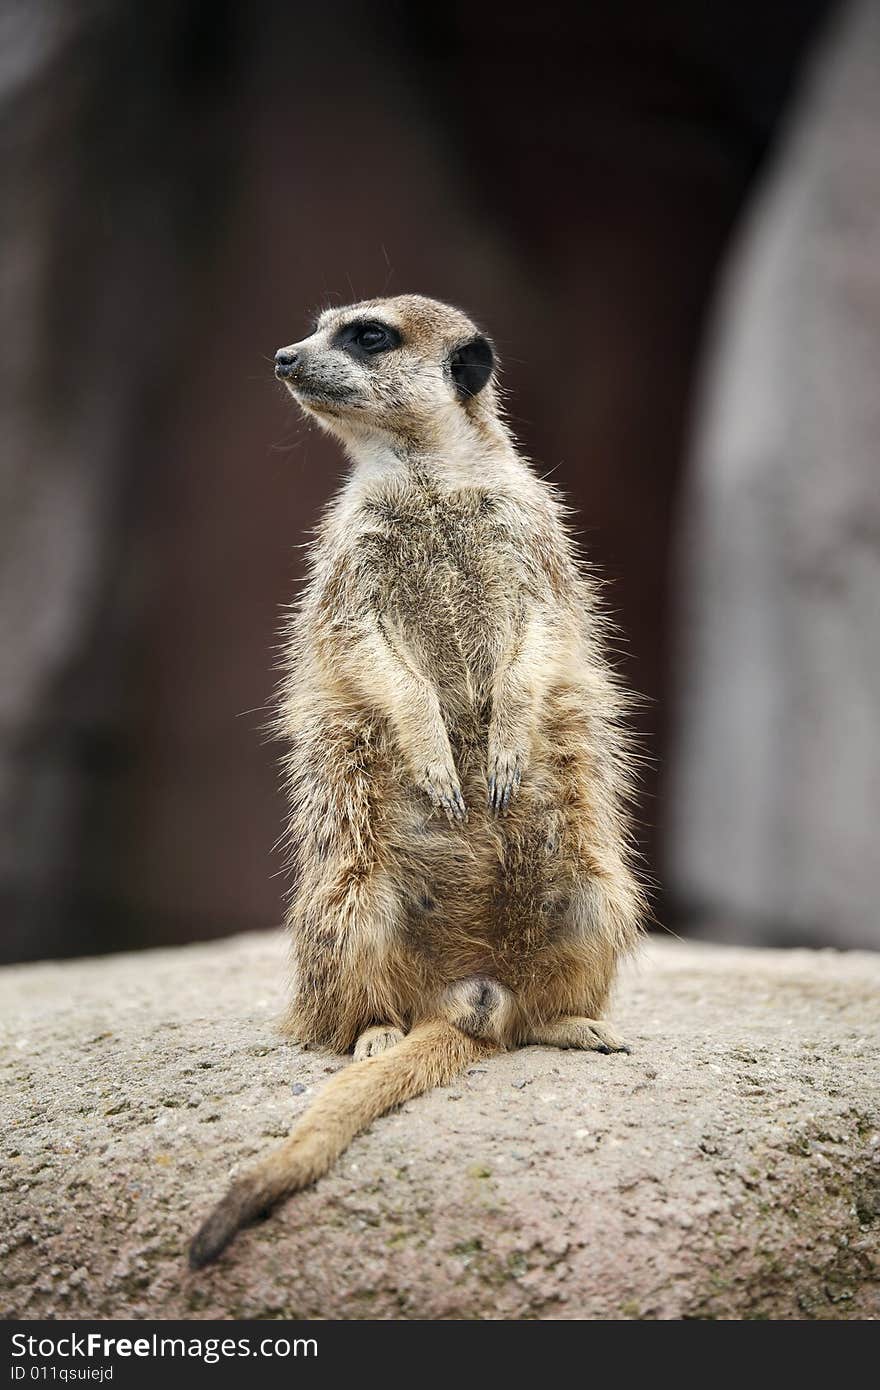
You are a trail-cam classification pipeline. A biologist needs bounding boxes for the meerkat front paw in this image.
[487,747,524,815]
[418,760,467,823]
[354,1025,405,1060]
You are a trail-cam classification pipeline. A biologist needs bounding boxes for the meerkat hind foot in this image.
[527,1016,630,1055]
[353,1025,406,1061]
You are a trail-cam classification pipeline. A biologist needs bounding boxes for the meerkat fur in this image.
[189,294,645,1269]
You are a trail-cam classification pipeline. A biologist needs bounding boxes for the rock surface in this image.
[1,931,878,1320]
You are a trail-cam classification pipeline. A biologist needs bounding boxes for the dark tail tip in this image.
[188,1182,267,1270]
[188,1203,237,1269]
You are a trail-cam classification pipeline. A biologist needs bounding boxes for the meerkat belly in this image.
[390,741,575,985]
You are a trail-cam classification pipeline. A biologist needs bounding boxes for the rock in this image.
[1,931,878,1319]
[668,0,880,950]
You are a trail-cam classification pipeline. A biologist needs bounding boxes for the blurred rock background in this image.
[6,0,876,965]
[667,0,880,950]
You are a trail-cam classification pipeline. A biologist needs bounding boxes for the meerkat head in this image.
[273,294,498,451]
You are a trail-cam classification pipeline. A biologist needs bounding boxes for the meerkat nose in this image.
[274,348,299,380]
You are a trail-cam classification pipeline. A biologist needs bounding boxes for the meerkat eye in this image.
[333,319,402,358]
[355,324,393,353]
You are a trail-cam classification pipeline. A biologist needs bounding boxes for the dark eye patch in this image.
[332,318,402,360]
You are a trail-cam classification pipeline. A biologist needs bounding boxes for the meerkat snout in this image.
[274,347,299,379]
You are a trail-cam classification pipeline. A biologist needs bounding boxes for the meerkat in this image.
[188,294,645,1268]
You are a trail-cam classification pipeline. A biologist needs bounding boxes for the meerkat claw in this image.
[441,791,467,823]
[488,750,523,815]
[420,760,466,822]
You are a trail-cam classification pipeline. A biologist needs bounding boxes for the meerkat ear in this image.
[449,336,495,401]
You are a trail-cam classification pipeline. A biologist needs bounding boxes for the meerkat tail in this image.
[188,1019,493,1269]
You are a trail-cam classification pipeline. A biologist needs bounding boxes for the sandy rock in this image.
[1,931,878,1320]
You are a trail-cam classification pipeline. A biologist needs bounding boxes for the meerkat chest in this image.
[359,486,528,693]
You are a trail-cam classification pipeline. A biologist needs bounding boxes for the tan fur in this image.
[188,294,645,1268]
